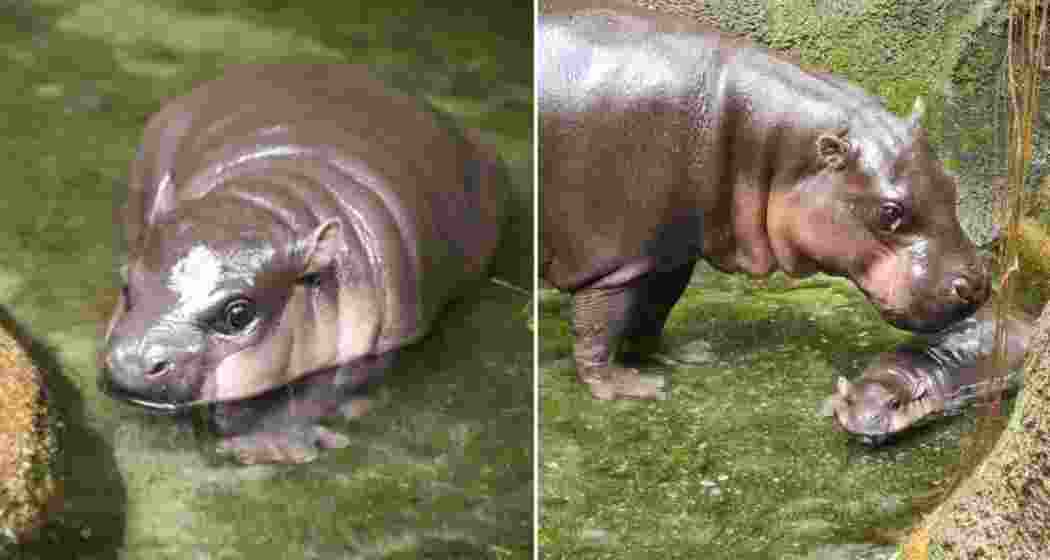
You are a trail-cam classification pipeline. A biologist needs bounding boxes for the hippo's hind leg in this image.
[573,277,670,400]
[619,259,697,364]
[211,354,392,465]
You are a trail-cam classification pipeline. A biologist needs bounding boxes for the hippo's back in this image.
[125,64,506,352]
[538,15,730,290]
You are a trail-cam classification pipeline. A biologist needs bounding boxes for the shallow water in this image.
[539,265,1010,559]
[0,1,532,558]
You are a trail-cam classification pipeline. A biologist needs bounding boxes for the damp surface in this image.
[539,265,1012,559]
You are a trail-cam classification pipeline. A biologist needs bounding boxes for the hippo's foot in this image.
[216,424,351,465]
[208,357,391,465]
[578,366,666,400]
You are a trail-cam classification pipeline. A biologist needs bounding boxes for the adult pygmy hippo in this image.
[99,65,506,464]
[827,303,1033,446]
[538,9,990,400]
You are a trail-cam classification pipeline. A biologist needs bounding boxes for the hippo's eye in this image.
[878,202,907,233]
[215,298,257,334]
[298,271,323,288]
[888,398,901,411]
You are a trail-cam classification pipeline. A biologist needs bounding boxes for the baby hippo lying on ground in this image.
[825,303,1033,446]
[98,65,507,464]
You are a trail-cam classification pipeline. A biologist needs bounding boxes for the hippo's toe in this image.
[216,425,351,465]
[579,366,667,400]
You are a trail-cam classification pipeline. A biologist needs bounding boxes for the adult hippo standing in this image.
[538,10,990,400]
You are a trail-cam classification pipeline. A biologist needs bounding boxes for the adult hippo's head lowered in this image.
[766,97,990,333]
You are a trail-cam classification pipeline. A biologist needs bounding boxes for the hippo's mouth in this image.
[856,432,893,447]
[852,280,982,334]
[830,408,896,447]
[97,375,198,415]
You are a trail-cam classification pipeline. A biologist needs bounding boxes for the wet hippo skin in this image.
[828,303,1033,445]
[538,8,990,400]
[99,64,506,464]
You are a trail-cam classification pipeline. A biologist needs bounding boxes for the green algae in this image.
[539,265,999,559]
[0,0,532,558]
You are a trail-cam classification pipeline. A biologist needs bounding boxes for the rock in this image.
[0,328,61,548]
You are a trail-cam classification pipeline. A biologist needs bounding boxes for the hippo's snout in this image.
[870,249,992,334]
[928,257,992,330]
[902,262,991,332]
[100,332,204,413]
[106,343,173,384]
[924,249,992,326]
[831,407,894,447]
[949,260,990,308]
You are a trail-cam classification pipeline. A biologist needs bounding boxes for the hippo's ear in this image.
[816,128,852,170]
[836,376,853,397]
[300,219,342,276]
[907,97,925,130]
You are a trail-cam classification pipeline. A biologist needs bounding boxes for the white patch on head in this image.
[169,245,225,308]
[167,243,276,313]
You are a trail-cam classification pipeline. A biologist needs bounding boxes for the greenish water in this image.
[1,1,532,558]
[539,266,1004,559]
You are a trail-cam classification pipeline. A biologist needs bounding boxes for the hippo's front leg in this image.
[619,260,699,366]
[211,354,393,465]
[572,282,667,400]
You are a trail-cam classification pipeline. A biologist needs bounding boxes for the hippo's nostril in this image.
[146,360,172,379]
[951,276,986,305]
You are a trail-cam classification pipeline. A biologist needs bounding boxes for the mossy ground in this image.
[0,1,532,558]
[539,266,1016,559]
